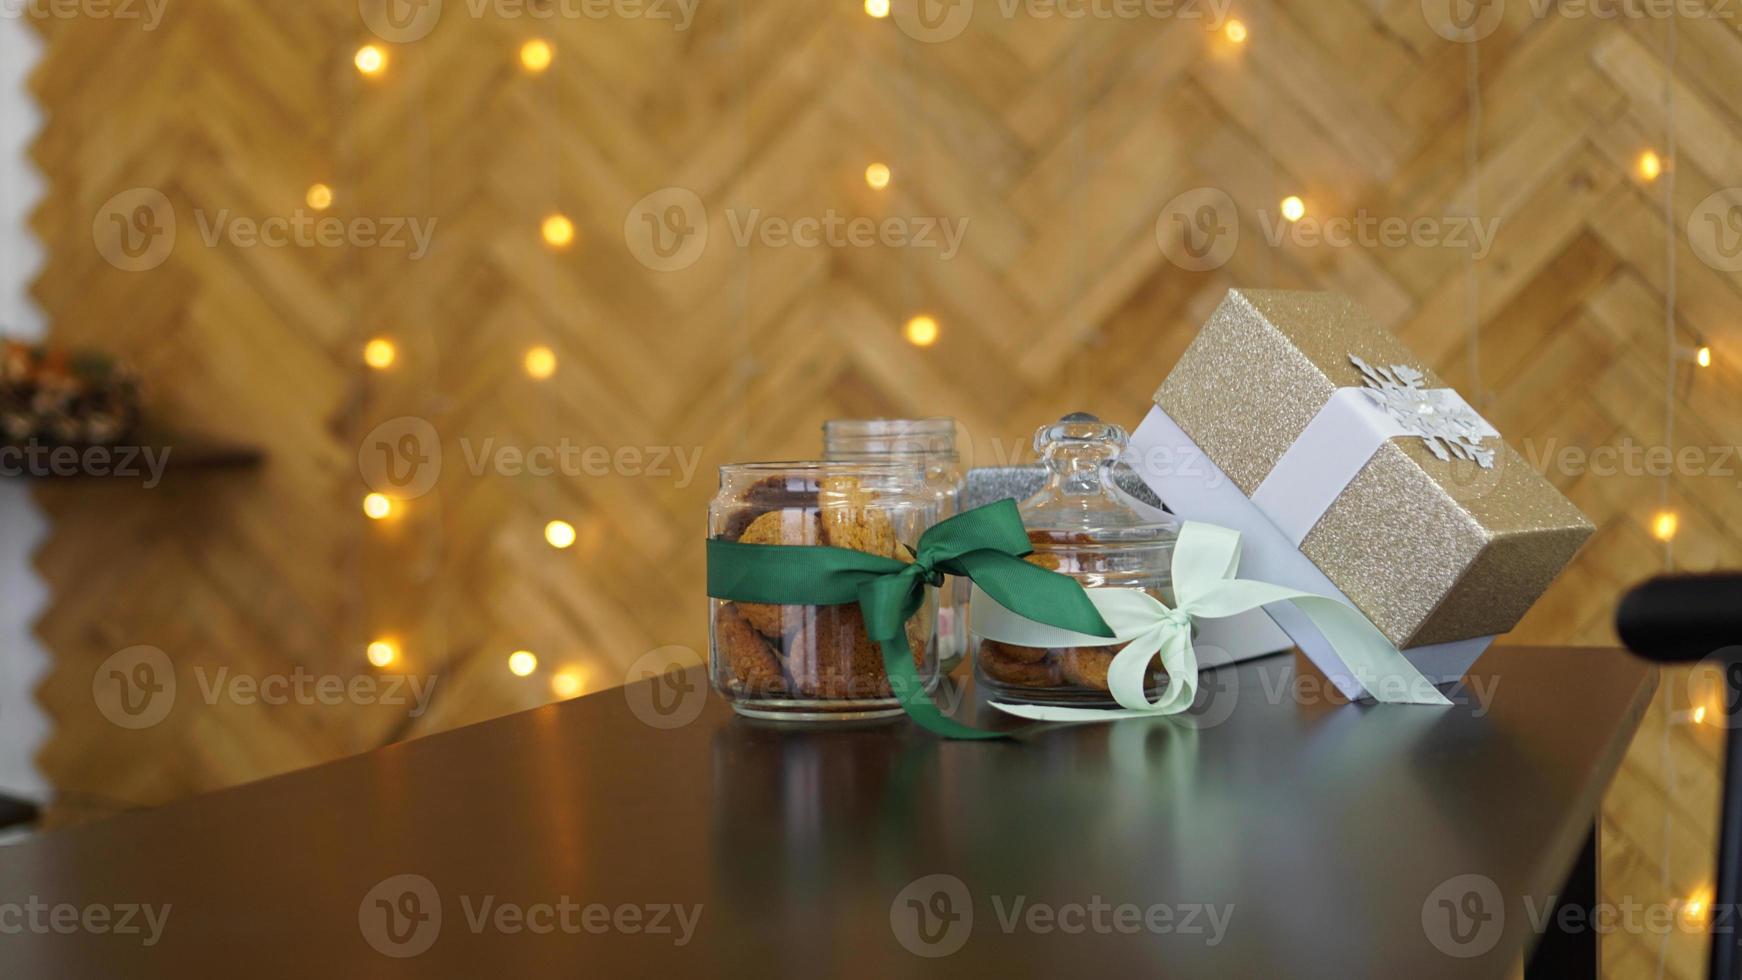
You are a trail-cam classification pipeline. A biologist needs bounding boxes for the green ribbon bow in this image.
[706,499,1114,739]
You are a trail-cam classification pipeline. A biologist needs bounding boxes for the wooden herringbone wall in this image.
[22,2,1742,976]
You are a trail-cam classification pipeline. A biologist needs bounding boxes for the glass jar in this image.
[822,418,968,673]
[709,460,941,721]
[972,413,1179,707]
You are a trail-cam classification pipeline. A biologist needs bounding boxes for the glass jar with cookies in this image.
[822,418,968,674]
[972,413,1179,706]
[709,461,941,721]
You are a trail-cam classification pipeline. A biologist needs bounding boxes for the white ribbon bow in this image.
[972,522,1452,723]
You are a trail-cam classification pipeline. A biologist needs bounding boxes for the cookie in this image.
[1024,552,1064,572]
[1059,646,1115,691]
[734,510,823,637]
[979,639,1049,664]
[978,641,1062,687]
[787,605,885,699]
[786,604,931,699]
[714,603,786,696]
[818,476,898,558]
[1022,529,1092,573]
[719,476,822,541]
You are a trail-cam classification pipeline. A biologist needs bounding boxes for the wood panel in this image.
[21,3,1742,976]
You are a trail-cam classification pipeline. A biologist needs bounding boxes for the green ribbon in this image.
[707,499,1114,739]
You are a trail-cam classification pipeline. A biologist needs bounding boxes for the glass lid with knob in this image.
[1019,412,1177,549]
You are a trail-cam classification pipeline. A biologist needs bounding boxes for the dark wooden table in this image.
[0,646,1653,979]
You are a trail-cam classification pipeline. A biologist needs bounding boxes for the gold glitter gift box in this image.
[1127,289,1594,696]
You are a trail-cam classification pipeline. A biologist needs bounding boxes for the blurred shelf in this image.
[1,432,266,480]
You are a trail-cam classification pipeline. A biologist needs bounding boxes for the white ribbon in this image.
[1249,385,1498,546]
[973,522,1453,723]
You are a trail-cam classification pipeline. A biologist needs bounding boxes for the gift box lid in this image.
[1152,289,1594,649]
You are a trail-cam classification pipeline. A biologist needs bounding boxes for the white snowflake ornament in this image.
[1349,354,1496,469]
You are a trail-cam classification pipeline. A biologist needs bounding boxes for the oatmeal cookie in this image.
[786,604,930,699]
[1058,646,1115,691]
[734,510,823,636]
[719,476,820,542]
[978,641,1062,687]
[714,602,786,696]
[818,476,898,558]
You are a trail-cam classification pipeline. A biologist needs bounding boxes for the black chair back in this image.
[1617,573,1742,980]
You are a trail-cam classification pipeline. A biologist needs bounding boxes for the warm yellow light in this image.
[551,668,584,699]
[1224,19,1248,43]
[520,39,554,73]
[864,0,890,17]
[541,214,576,249]
[1697,345,1712,368]
[1684,889,1712,925]
[865,162,891,190]
[355,45,388,77]
[367,640,398,668]
[306,183,334,211]
[1695,705,1709,725]
[904,314,940,348]
[1638,150,1663,182]
[363,493,395,521]
[509,650,539,677]
[1652,510,1679,542]
[524,345,558,380]
[363,338,397,370]
[1281,196,1306,222]
[545,520,577,549]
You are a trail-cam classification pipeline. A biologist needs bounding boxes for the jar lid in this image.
[1019,413,1177,545]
